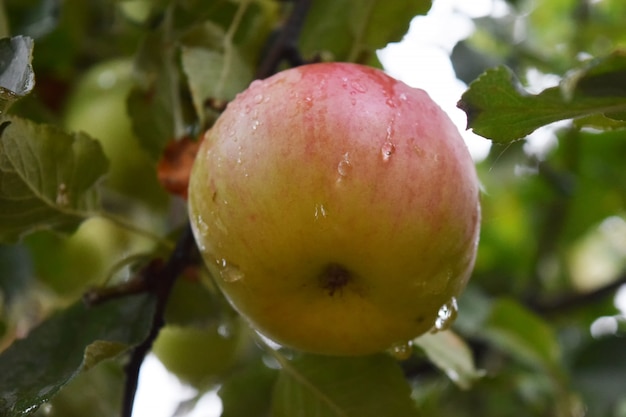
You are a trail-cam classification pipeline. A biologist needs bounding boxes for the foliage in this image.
[0,0,624,416]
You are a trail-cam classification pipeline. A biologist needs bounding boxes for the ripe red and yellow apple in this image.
[188,63,481,356]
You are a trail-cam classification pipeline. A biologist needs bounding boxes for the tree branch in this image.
[120,224,199,417]
[255,0,312,79]
[527,272,626,314]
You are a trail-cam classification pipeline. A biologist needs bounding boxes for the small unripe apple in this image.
[188,63,480,356]
[63,58,168,209]
[152,320,248,389]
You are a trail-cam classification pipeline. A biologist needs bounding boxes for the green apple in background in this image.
[188,63,481,356]
[63,58,168,209]
[152,319,249,389]
[25,216,155,298]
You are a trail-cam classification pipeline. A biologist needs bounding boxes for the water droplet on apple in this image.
[399,93,407,101]
[254,93,264,104]
[218,322,234,338]
[350,98,356,105]
[249,79,263,89]
[351,80,367,93]
[389,340,413,360]
[218,259,244,283]
[337,152,352,180]
[214,216,228,234]
[314,203,328,221]
[386,98,396,108]
[432,297,459,333]
[244,104,252,114]
[381,142,396,161]
[195,213,210,236]
[251,120,260,131]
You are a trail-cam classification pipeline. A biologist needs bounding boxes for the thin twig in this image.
[120,224,199,417]
[527,272,626,314]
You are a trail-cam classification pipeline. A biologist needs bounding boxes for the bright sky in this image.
[134,1,504,415]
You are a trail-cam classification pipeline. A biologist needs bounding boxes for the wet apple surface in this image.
[188,62,481,356]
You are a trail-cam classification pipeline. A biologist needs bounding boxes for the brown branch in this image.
[255,0,312,80]
[120,224,199,417]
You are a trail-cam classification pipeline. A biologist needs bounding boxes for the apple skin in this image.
[188,63,480,356]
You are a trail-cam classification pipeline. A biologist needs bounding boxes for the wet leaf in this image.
[0,294,156,417]
[0,36,35,112]
[0,116,108,242]
[272,353,420,417]
[0,36,34,94]
[414,330,484,390]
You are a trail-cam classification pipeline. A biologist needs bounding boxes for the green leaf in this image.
[483,298,562,374]
[457,63,626,143]
[563,50,626,99]
[572,337,626,417]
[0,116,108,242]
[128,30,180,159]
[413,330,484,390]
[181,45,253,124]
[219,359,278,417]
[0,293,156,417]
[272,353,420,417]
[0,243,33,304]
[300,0,432,63]
[31,361,125,417]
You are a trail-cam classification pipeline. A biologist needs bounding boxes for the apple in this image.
[63,58,169,209]
[25,216,156,298]
[188,63,481,356]
[152,320,249,389]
